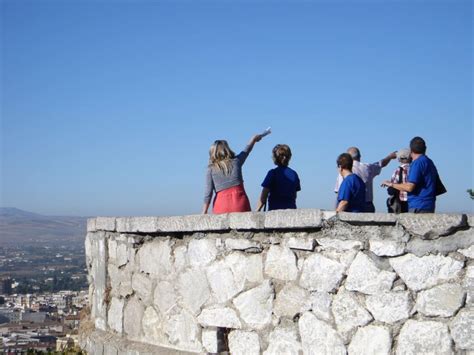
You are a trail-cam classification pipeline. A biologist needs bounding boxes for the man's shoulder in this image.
[412,155,432,167]
[357,161,381,175]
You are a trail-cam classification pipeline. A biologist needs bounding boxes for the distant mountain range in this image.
[0,208,87,246]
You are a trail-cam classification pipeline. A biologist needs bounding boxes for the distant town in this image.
[0,207,88,353]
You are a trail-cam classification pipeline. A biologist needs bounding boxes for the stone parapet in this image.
[88,209,472,235]
[81,210,474,354]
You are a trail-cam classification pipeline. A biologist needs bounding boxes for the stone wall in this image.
[80,210,474,354]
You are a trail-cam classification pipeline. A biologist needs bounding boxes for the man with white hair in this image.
[386,148,412,213]
[334,147,397,212]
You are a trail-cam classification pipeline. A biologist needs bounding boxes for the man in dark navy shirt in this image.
[382,137,439,213]
[336,153,366,213]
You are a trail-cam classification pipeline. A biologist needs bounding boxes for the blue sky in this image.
[1,0,472,216]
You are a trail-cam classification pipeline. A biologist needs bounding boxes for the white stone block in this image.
[338,212,397,223]
[123,297,144,339]
[332,289,372,335]
[116,243,129,267]
[178,268,210,315]
[197,307,242,328]
[416,283,465,317]
[305,292,333,322]
[187,239,217,268]
[157,214,229,232]
[108,264,132,298]
[90,234,107,331]
[245,254,264,284]
[321,249,358,270]
[229,212,265,229]
[369,239,405,256]
[449,308,474,350]
[153,280,178,315]
[202,328,219,353]
[142,306,166,346]
[233,280,274,330]
[87,218,97,232]
[299,254,345,292]
[345,252,396,295]
[274,284,310,318]
[206,260,243,303]
[131,273,153,303]
[365,291,413,324]
[165,309,202,352]
[464,265,474,305]
[389,253,464,291]
[95,217,116,231]
[223,253,246,291]
[407,229,474,256]
[348,325,391,355]
[228,330,260,355]
[107,297,124,334]
[263,324,302,355]
[137,239,172,277]
[264,245,298,281]
[396,320,453,355]
[264,209,323,229]
[298,312,346,355]
[398,213,466,239]
[173,245,187,273]
[116,217,159,233]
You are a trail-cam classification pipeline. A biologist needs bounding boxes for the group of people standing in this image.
[202,133,443,215]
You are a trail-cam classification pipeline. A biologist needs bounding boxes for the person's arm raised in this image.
[243,134,263,155]
[380,151,397,168]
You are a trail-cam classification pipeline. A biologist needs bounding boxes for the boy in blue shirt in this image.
[257,144,301,211]
[336,153,367,213]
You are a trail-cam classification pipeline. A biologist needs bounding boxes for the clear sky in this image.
[1,0,472,217]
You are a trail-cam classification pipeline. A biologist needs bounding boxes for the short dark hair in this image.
[337,153,353,171]
[272,144,292,166]
[410,136,427,154]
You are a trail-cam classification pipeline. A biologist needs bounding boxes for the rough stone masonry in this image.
[80,210,474,354]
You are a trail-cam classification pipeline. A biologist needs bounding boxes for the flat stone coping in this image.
[87,209,472,234]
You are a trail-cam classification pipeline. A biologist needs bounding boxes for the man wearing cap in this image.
[386,148,412,213]
[382,136,440,213]
[334,147,397,212]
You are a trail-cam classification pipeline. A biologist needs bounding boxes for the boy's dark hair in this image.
[337,153,353,171]
[410,136,427,154]
[272,144,292,166]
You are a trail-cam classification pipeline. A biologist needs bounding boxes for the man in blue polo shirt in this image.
[382,137,439,213]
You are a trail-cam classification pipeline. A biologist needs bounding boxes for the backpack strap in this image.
[398,166,403,184]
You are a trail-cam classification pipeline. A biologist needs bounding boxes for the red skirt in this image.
[213,184,251,214]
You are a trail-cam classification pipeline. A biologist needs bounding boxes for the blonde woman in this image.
[202,134,263,214]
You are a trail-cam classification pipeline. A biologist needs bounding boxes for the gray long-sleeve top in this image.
[204,146,251,204]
